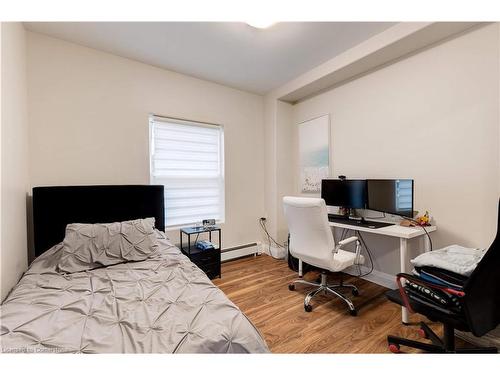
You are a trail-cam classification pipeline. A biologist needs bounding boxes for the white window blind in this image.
[149,115,225,228]
[396,179,413,213]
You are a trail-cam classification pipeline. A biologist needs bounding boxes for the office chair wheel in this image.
[288,284,295,291]
[304,304,313,312]
[417,328,428,339]
[349,308,357,316]
[388,344,401,353]
[352,289,359,296]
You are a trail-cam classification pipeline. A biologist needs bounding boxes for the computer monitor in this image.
[366,179,414,217]
[321,179,367,209]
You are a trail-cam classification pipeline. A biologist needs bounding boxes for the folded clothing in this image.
[411,244,486,276]
[404,280,462,314]
[414,266,468,290]
[405,289,462,316]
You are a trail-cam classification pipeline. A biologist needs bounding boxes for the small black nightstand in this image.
[180,226,221,279]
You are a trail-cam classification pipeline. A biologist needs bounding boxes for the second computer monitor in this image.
[321,179,367,209]
[366,179,414,217]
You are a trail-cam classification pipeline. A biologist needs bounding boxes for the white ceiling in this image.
[24,22,395,94]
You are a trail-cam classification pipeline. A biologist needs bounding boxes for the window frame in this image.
[149,114,225,230]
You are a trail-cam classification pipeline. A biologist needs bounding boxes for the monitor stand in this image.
[348,208,362,221]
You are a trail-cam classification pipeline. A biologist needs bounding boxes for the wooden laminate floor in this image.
[214,254,464,353]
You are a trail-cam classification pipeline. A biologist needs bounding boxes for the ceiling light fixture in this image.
[246,21,276,29]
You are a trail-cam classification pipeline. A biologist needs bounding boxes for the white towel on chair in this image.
[411,244,487,276]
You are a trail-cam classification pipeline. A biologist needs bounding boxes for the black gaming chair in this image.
[386,199,500,353]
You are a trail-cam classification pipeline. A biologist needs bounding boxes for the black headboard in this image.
[33,185,165,257]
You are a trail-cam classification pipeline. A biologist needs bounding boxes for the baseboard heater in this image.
[221,242,259,262]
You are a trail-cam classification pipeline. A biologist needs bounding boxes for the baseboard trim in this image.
[221,246,397,288]
[221,243,260,262]
[345,266,396,289]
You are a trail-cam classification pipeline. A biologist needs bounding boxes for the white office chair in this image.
[283,196,365,315]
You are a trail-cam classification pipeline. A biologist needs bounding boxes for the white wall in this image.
[276,101,294,242]
[1,23,29,301]
[287,24,500,275]
[262,98,294,255]
[27,32,265,250]
[263,96,279,247]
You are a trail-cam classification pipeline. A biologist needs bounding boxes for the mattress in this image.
[0,232,269,353]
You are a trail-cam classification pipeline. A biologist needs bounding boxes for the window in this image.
[149,115,225,228]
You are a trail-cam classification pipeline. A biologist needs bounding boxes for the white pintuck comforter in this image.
[0,232,269,353]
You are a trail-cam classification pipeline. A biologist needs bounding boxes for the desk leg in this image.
[298,259,303,278]
[400,237,409,324]
[424,233,432,253]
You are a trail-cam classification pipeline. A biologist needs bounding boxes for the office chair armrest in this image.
[336,236,358,248]
[334,237,362,265]
[395,273,416,314]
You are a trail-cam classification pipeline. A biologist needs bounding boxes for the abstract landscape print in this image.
[298,115,330,193]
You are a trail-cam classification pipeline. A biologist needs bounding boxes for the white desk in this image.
[297,220,436,323]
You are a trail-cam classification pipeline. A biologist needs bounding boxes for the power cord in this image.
[400,215,433,251]
[356,231,375,277]
[259,218,285,255]
[339,228,374,278]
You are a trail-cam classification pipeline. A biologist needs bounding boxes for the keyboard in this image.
[327,214,394,229]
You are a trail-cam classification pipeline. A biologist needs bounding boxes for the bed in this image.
[0,185,269,353]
